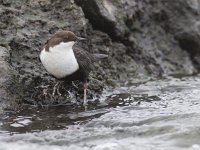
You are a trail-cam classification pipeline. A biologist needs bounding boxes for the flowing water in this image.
[1,75,200,150]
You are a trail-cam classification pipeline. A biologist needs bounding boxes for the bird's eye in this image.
[63,37,68,42]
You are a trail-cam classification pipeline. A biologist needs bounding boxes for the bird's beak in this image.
[76,36,86,41]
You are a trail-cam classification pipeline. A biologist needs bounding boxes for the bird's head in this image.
[45,31,85,51]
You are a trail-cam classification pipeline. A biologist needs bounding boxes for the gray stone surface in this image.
[0,46,14,114]
[0,0,199,110]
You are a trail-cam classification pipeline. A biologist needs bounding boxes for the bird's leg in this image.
[83,81,88,107]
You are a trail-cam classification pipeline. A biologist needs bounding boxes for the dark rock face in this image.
[76,0,198,75]
[0,0,199,110]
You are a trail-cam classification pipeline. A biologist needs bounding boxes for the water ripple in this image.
[1,75,200,149]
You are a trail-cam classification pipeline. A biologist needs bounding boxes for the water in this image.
[1,75,200,150]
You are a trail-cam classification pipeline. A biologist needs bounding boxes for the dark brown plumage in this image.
[45,31,78,51]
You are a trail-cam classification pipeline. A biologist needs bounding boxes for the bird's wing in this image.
[73,46,94,77]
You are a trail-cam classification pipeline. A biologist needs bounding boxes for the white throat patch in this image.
[40,42,79,79]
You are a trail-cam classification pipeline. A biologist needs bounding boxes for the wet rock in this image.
[0,0,200,109]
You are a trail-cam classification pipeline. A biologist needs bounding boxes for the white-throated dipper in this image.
[40,31,107,106]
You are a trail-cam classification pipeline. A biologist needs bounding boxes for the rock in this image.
[76,0,197,75]
[0,46,16,114]
[0,0,200,110]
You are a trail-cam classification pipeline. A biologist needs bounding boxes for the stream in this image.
[1,75,200,150]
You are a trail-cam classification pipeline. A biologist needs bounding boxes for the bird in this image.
[40,30,108,106]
